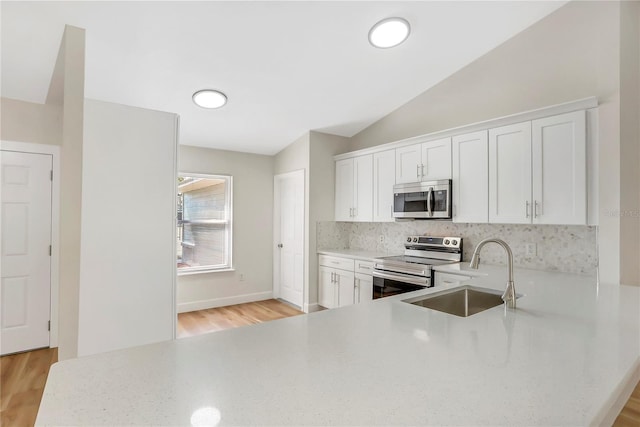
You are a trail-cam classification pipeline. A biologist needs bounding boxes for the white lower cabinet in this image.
[355,273,373,303]
[318,255,374,308]
[318,266,338,309]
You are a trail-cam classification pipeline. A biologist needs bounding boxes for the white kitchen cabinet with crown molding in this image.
[488,111,586,225]
[395,137,452,184]
[452,130,489,223]
[372,149,396,222]
[334,155,373,222]
[488,121,533,224]
[531,110,586,225]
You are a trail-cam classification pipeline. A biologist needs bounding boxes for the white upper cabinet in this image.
[353,155,373,222]
[373,150,396,222]
[487,112,586,225]
[452,130,488,223]
[334,158,354,221]
[489,122,532,224]
[396,138,452,184]
[335,155,373,222]
[334,99,594,225]
[532,111,586,225]
[395,144,422,184]
[421,138,452,181]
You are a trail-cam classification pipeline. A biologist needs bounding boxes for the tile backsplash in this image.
[317,221,597,275]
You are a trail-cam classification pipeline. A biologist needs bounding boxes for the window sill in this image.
[178,268,235,277]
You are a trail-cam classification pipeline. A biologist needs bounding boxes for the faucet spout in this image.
[469,238,516,309]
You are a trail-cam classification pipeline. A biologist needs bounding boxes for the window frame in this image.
[176,172,233,276]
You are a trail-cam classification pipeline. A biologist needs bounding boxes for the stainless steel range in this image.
[373,236,462,299]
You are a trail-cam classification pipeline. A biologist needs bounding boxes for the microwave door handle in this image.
[427,187,433,217]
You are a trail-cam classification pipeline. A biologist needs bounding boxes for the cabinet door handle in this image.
[421,164,425,179]
[416,164,420,179]
[534,201,540,218]
[331,272,335,283]
[525,201,530,218]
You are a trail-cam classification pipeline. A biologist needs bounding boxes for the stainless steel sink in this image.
[404,286,510,317]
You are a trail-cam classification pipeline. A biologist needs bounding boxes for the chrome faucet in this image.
[469,238,516,309]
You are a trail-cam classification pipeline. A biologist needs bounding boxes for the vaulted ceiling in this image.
[1,1,567,154]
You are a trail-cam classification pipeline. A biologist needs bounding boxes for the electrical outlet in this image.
[378,235,385,244]
[239,273,245,281]
[525,243,537,257]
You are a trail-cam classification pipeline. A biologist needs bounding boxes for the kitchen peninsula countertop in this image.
[37,266,640,426]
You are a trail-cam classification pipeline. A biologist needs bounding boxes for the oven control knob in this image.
[407,237,412,242]
[412,237,418,243]
[444,239,450,245]
[451,239,458,246]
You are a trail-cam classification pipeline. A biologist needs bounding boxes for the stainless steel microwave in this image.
[393,180,452,219]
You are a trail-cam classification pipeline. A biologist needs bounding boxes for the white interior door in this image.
[1,150,52,355]
[274,170,304,308]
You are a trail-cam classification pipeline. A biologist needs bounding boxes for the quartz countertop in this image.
[317,248,394,261]
[37,267,640,426]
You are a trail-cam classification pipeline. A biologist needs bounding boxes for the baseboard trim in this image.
[177,291,273,313]
[304,303,322,313]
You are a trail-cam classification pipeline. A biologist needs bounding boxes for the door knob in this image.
[277,243,283,248]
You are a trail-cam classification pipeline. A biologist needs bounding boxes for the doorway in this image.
[0,149,53,355]
[273,170,305,308]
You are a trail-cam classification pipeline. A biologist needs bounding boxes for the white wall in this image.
[620,0,640,285]
[272,131,349,311]
[308,131,349,308]
[54,25,86,360]
[274,133,311,309]
[77,99,177,356]
[0,98,61,146]
[348,1,626,285]
[177,145,274,312]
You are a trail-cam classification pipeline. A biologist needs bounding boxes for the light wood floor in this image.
[1,347,57,427]
[1,298,638,427]
[616,379,640,426]
[177,298,304,338]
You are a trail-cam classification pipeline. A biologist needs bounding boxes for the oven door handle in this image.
[374,263,427,277]
[372,270,429,287]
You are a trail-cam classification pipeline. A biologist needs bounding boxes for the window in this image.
[177,174,232,274]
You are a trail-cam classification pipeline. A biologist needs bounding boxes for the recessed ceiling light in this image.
[368,17,411,49]
[192,89,227,109]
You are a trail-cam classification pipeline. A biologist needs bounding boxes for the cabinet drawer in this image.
[354,260,374,275]
[319,255,354,271]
